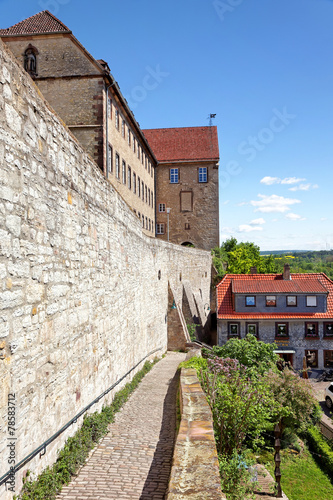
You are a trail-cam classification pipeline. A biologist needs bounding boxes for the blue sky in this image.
[1,0,333,251]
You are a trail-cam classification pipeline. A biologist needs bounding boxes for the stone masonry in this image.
[0,39,212,499]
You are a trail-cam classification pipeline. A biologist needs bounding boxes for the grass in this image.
[258,446,333,500]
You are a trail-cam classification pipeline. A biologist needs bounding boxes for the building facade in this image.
[143,126,220,251]
[0,10,156,237]
[216,265,333,371]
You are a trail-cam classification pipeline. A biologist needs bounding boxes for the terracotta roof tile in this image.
[142,126,219,163]
[0,11,71,36]
[217,273,333,320]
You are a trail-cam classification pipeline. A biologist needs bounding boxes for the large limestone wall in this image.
[0,39,212,498]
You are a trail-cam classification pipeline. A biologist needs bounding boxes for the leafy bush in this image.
[219,450,257,500]
[179,355,207,372]
[206,334,278,377]
[187,322,197,341]
[15,359,159,500]
[305,425,333,480]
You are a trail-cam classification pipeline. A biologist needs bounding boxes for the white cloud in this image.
[250,194,301,213]
[260,176,306,186]
[289,183,318,191]
[238,224,264,233]
[260,176,280,185]
[281,177,306,185]
[250,218,265,225]
[221,200,230,205]
[285,213,306,221]
[236,201,248,206]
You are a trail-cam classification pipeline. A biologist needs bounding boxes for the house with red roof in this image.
[0,11,220,249]
[143,126,220,250]
[216,264,333,371]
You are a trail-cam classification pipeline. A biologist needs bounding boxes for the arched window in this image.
[24,45,39,77]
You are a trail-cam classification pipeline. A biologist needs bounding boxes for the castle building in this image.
[143,126,220,251]
[0,11,220,248]
[216,264,333,371]
[0,10,156,236]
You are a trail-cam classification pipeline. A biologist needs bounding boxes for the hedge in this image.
[305,425,333,480]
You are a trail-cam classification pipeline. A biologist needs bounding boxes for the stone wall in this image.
[0,39,212,499]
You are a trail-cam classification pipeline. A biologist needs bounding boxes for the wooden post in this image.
[274,422,283,498]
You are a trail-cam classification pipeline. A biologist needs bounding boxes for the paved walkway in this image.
[253,465,289,499]
[57,352,185,500]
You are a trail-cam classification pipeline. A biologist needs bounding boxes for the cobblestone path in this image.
[57,352,185,500]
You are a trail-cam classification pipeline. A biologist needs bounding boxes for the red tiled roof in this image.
[232,277,328,294]
[142,126,219,163]
[0,11,71,36]
[217,273,333,320]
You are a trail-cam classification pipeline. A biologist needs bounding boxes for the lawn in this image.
[260,447,333,500]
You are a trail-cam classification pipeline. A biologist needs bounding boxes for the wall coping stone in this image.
[167,368,226,499]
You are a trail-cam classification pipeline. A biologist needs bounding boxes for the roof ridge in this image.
[0,10,71,36]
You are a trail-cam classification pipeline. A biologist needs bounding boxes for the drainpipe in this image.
[105,80,116,178]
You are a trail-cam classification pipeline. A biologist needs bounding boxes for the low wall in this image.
[167,368,225,499]
[0,39,212,499]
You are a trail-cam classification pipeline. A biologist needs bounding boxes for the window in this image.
[122,119,125,137]
[305,322,318,338]
[170,168,179,183]
[108,144,113,174]
[133,173,136,194]
[128,166,131,189]
[148,161,150,174]
[276,323,289,337]
[151,167,154,178]
[245,296,256,307]
[141,149,144,164]
[138,177,141,197]
[122,160,126,184]
[324,350,333,368]
[149,219,151,231]
[142,215,144,228]
[198,167,207,183]
[145,216,148,229]
[133,137,136,153]
[145,185,147,203]
[156,223,165,235]
[24,45,38,77]
[148,189,151,206]
[287,296,297,307]
[228,322,240,338]
[128,129,131,146]
[266,296,276,307]
[142,181,144,200]
[246,322,259,337]
[324,323,333,337]
[145,156,147,169]
[115,153,120,179]
[306,350,318,368]
[306,296,317,307]
[185,223,190,230]
[115,109,119,130]
[137,144,140,159]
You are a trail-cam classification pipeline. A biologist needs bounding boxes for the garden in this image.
[181,334,333,499]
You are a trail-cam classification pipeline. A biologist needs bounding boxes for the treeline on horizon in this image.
[212,238,333,282]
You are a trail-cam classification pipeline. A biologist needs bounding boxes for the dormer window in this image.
[245,296,256,307]
[24,45,38,77]
[266,296,276,307]
[286,296,297,307]
[306,296,317,307]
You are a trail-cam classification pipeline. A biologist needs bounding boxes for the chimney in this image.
[250,266,258,275]
[283,264,291,280]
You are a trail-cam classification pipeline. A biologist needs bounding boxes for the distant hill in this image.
[260,250,308,255]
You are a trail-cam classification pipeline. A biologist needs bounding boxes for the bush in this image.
[305,426,333,480]
[219,450,257,500]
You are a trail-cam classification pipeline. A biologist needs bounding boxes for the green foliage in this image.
[265,369,321,433]
[179,355,207,372]
[212,238,278,281]
[305,425,333,480]
[15,359,159,500]
[219,451,257,500]
[186,322,197,341]
[208,334,279,377]
[200,357,274,456]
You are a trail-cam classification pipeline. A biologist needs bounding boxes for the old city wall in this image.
[0,39,212,498]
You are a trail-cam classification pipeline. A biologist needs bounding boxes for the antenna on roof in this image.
[208,113,216,127]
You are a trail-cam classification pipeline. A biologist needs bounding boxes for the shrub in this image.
[305,426,333,480]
